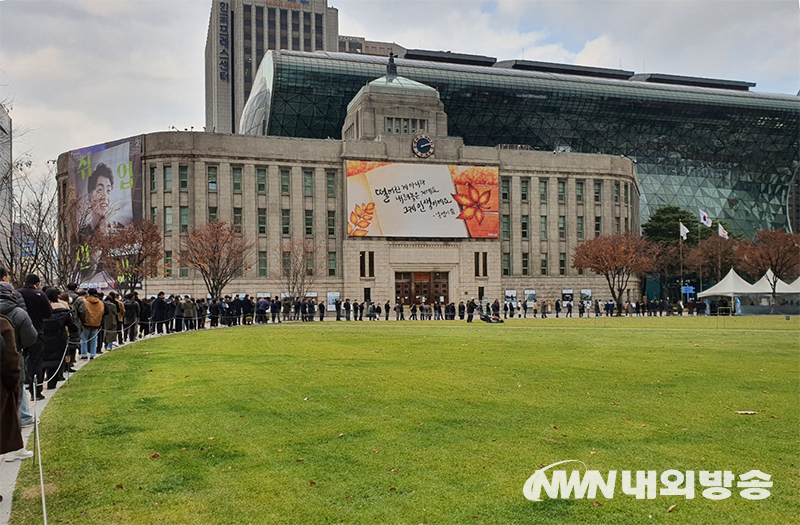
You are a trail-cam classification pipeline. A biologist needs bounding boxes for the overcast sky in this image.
[1,0,797,178]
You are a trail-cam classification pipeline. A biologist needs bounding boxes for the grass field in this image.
[10,316,800,524]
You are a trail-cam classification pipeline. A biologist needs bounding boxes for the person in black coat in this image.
[152,292,168,334]
[41,288,78,389]
[209,298,220,327]
[16,274,52,400]
[139,298,152,337]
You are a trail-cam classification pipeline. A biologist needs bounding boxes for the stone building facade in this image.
[61,65,640,306]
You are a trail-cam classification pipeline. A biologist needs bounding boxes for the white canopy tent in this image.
[697,268,754,298]
[749,269,799,295]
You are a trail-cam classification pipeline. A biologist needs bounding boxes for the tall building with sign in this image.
[205,0,339,134]
[60,61,639,304]
[239,50,799,238]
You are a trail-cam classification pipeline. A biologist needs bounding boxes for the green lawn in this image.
[11,317,800,524]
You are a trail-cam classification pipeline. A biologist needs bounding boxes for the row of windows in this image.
[151,206,338,238]
[385,117,427,135]
[501,178,630,205]
[501,214,629,240]
[502,252,582,277]
[164,250,338,279]
[150,165,337,197]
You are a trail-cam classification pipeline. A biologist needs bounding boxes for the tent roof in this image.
[777,275,800,294]
[749,269,798,294]
[697,268,753,298]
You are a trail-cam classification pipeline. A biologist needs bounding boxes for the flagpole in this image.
[697,208,702,294]
[680,235,684,304]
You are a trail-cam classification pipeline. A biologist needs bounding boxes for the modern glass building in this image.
[240,50,800,237]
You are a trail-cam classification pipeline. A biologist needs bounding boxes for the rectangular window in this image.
[257,168,267,193]
[595,216,602,237]
[558,180,566,203]
[624,183,629,205]
[502,215,510,240]
[305,209,313,236]
[326,171,336,197]
[180,266,189,278]
[258,251,268,277]
[625,217,629,232]
[558,216,566,240]
[594,181,602,203]
[281,209,290,236]
[482,252,488,277]
[150,206,157,224]
[502,253,510,276]
[208,206,218,223]
[305,252,314,276]
[614,181,620,204]
[232,167,242,192]
[150,166,157,192]
[474,252,480,277]
[282,251,291,277]
[233,207,243,233]
[522,253,529,276]
[164,251,172,278]
[164,165,172,191]
[327,251,337,277]
[501,178,510,201]
[368,251,375,277]
[539,179,548,202]
[615,216,621,233]
[520,178,529,202]
[258,208,267,235]
[208,166,218,191]
[559,253,567,276]
[540,253,548,276]
[280,169,290,195]
[327,210,335,236]
[576,180,584,203]
[179,164,188,190]
[360,251,366,278]
[521,215,529,239]
[303,170,313,196]
[179,206,189,233]
[577,216,584,240]
[164,206,173,235]
[540,215,548,240]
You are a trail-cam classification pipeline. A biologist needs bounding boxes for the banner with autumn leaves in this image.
[346,161,498,238]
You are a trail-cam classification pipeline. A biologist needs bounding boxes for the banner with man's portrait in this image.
[66,136,143,289]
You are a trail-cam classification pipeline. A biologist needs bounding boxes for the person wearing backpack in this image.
[1,269,39,462]
[81,288,105,360]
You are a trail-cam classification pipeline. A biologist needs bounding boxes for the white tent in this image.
[698,268,754,298]
[749,269,799,295]
[777,276,800,295]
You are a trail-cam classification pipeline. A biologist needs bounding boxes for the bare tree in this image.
[178,221,253,299]
[573,232,655,313]
[0,168,59,286]
[94,220,163,296]
[273,240,326,300]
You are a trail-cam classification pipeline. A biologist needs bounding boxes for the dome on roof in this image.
[368,75,438,92]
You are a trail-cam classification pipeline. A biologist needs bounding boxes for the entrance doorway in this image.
[395,272,449,305]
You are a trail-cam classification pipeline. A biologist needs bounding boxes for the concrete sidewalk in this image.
[0,345,102,524]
